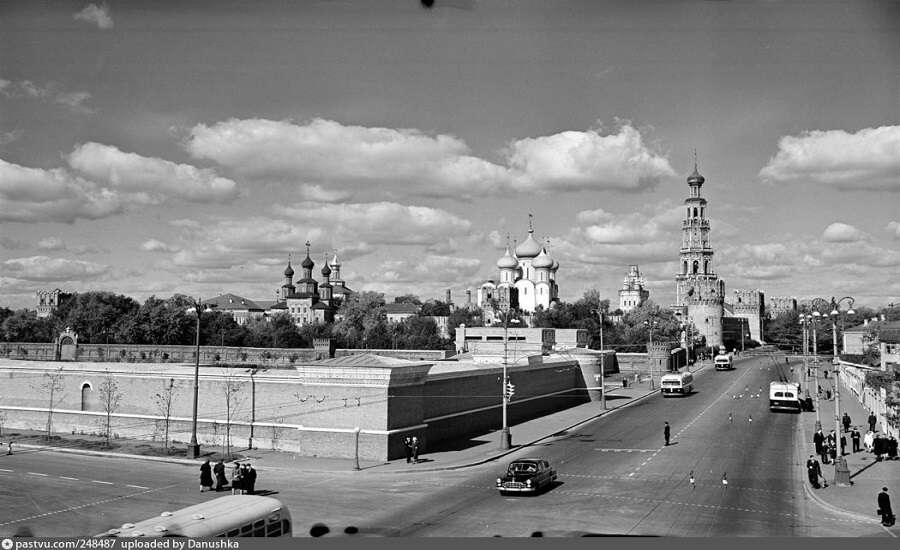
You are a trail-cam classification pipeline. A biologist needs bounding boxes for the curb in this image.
[11,443,203,466]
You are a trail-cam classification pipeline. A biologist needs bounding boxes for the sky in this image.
[1,0,899,312]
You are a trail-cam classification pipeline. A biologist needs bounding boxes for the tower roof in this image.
[283,257,294,277]
[301,240,314,269]
[687,150,705,187]
[497,247,518,269]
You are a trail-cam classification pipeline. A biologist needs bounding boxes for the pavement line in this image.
[59,476,79,481]
[126,484,148,489]
[27,472,48,476]
[91,480,113,485]
[594,448,656,453]
[0,468,12,472]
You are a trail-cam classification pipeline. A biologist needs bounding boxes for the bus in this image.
[769,381,801,413]
[96,495,292,538]
[714,353,734,370]
[660,371,694,396]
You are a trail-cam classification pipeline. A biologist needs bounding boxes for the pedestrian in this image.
[200,459,214,492]
[245,464,257,495]
[840,434,847,456]
[842,412,851,433]
[878,487,894,527]
[806,455,821,489]
[411,436,419,462]
[6,440,11,455]
[868,412,877,432]
[722,473,728,488]
[232,463,243,495]
[889,436,898,459]
[748,414,752,423]
[213,458,228,492]
[729,412,733,424]
[404,436,413,463]
[824,370,829,379]
[818,385,823,396]
[814,429,825,456]
[664,422,671,446]
[689,470,695,490]
[825,389,831,400]
[851,428,861,453]
[874,434,886,461]
[785,357,789,365]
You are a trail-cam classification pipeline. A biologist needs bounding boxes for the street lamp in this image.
[188,297,203,459]
[500,312,520,450]
[809,311,822,432]
[594,309,607,410]
[645,318,659,390]
[826,296,855,487]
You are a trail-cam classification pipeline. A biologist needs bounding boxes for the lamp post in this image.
[645,318,659,390]
[827,296,855,486]
[594,309,607,409]
[809,311,822,432]
[188,298,202,459]
[500,313,519,450]
[800,317,810,399]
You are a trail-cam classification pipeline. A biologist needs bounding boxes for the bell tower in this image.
[673,155,724,347]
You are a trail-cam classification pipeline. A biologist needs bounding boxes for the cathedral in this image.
[269,242,353,326]
[477,216,560,324]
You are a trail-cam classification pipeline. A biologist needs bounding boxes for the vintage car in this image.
[496,458,557,495]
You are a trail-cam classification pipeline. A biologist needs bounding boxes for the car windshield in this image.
[509,463,538,474]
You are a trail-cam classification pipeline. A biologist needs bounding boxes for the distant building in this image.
[767,296,797,319]
[478,215,560,324]
[618,265,649,313]
[270,243,353,327]
[204,293,266,325]
[727,289,765,343]
[36,288,70,318]
[385,302,420,323]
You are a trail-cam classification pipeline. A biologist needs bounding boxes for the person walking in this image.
[889,435,898,459]
[245,464,257,495]
[878,487,894,526]
[814,429,825,457]
[840,434,847,456]
[689,470,695,490]
[213,458,228,492]
[404,436,413,463]
[411,436,420,463]
[200,460,214,493]
[868,412,877,433]
[864,429,875,452]
[842,412,851,433]
[722,472,728,488]
[231,463,243,495]
[851,428,861,453]
[806,455,822,489]
[664,422,671,446]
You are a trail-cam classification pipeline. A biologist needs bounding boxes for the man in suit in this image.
[664,422,671,446]
[878,487,894,526]
[851,427,861,453]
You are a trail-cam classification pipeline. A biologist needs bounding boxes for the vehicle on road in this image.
[769,381,801,413]
[96,495,292,537]
[497,458,557,495]
[714,353,734,370]
[660,371,693,396]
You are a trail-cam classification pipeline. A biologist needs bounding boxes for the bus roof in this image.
[98,495,285,537]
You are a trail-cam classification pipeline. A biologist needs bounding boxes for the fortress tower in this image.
[672,159,724,348]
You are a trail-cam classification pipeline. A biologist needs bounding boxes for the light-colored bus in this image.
[769,382,801,412]
[714,353,734,370]
[660,371,694,396]
[96,495,292,538]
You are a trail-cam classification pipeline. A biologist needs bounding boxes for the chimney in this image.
[446,289,452,304]
[466,289,472,305]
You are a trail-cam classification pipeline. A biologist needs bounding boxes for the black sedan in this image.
[496,458,557,495]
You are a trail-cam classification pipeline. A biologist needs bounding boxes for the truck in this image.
[769,381,801,412]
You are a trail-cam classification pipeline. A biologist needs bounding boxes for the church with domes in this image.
[269,241,353,327]
[477,216,559,324]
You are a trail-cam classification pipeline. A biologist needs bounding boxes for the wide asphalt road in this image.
[0,355,884,537]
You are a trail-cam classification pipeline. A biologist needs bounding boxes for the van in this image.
[660,371,693,396]
[714,354,734,370]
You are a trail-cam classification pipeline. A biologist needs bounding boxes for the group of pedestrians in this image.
[200,458,258,495]
[812,428,841,465]
[403,436,420,463]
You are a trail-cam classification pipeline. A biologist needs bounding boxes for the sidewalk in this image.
[794,359,898,533]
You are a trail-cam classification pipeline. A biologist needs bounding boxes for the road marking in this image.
[0,468,12,472]
[91,480,113,485]
[594,448,657,453]
[27,472,48,476]
[59,476,79,481]
[126,484,148,489]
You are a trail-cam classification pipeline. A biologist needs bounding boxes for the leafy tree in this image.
[201,310,248,347]
[765,310,801,351]
[55,291,140,343]
[2,310,55,342]
[420,300,452,317]
[332,292,387,348]
[393,294,422,305]
[393,316,444,350]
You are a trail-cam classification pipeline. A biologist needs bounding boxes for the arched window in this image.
[81,382,93,412]
[693,207,698,218]
[704,260,709,274]
[683,261,688,274]
[693,261,699,274]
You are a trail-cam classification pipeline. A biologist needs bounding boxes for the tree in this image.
[221,369,246,458]
[393,294,422,305]
[332,291,387,348]
[764,310,800,351]
[2,310,55,342]
[153,378,180,451]
[420,300,451,317]
[37,367,65,438]
[97,370,123,446]
[55,291,140,343]
[393,317,444,350]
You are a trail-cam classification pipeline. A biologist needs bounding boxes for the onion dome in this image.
[532,248,553,269]
[687,166,705,186]
[551,258,559,271]
[301,253,314,269]
[515,230,542,258]
[496,247,518,270]
[283,260,294,277]
[321,262,331,277]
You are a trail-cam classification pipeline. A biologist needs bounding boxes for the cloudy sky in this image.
[1,0,899,311]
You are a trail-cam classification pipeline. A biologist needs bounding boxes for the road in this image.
[0,354,887,537]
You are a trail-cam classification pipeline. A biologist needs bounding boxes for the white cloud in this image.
[887,221,900,239]
[0,129,22,145]
[36,237,105,254]
[67,142,239,204]
[272,201,472,247]
[0,78,94,113]
[73,3,113,29]
[1,256,109,282]
[141,239,180,253]
[759,126,900,191]
[505,124,676,192]
[185,118,674,198]
[0,158,122,223]
[822,222,867,243]
[297,184,352,202]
